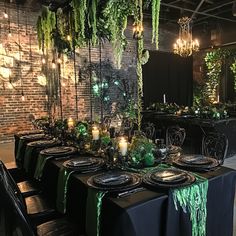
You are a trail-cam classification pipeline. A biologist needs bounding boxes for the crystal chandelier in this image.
[173,17,199,57]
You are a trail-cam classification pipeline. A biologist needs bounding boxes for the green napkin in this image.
[23,146,35,172]
[34,154,54,180]
[86,188,107,236]
[56,168,75,214]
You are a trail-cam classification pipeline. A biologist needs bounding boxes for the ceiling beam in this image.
[161,2,236,23]
[191,0,205,20]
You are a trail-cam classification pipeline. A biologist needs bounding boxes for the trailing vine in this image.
[152,0,161,49]
[103,0,134,68]
[204,49,222,103]
[37,6,56,50]
[230,59,236,91]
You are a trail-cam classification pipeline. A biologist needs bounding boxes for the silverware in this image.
[117,187,145,198]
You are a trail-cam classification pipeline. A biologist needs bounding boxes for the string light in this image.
[66,35,71,41]
[21,91,25,101]
[42,57,46,64]
[52,59,56,69]
[3,10,8,19]
[57,57,62,64]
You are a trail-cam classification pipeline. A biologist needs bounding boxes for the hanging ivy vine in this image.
[230,59,236,91]
[103,0,135,68]
[152,0,161,49]
[37,6,56,50]
[204,49,222,103]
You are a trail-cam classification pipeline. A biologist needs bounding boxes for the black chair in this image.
[166,125,186,147]
[142,122,156,140]
[202,132,228,164]
[0,161,57,226]
[0,162,79,236]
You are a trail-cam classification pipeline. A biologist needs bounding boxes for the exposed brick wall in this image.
[0,2,176,143]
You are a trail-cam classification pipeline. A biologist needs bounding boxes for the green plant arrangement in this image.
[129,134,156,167]
[230,59,236,91]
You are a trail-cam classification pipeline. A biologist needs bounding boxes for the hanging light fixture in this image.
[173,16,199,57]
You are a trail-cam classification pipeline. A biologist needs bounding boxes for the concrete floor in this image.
[0,142,236,235]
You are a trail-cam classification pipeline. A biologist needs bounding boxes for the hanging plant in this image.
[103,0,135,68]
[37,6,56,50]
[71,0,86,39]
[230,59,236,91]
[152,0,161,49]
[204,49,222,103]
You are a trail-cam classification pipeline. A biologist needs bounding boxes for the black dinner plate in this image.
[17,130,43,136]
[150,169,188,184]
[42,146,77,155]
[180,154,213,165]
[87,171,141,192]
[63,157,105,172]
[172,156,220,172]
[21,133,46,140]
[28,139,59,147]
[143,169,195,189]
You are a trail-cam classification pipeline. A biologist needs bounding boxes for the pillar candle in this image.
[163,94,166,104]
[92,127,100,140]
[119,137,128,156]
[67,117,74,129]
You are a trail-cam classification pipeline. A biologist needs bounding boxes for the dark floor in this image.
[0,141,235,235]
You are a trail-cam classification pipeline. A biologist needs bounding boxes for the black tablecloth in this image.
[42,159,236,236]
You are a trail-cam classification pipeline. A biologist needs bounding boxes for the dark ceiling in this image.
[159,0,236,27]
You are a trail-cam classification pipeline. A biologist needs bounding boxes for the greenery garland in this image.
[230,59,236,91]
[152,0,161,49]
[204,49,222,103]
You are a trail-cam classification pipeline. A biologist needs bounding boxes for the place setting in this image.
[142,168,196,189]
[63,157,105,174]
[87,170,142,193]
[40,146,78,157]
[172,154,220,172]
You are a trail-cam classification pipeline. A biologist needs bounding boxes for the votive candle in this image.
[67,117,74,129]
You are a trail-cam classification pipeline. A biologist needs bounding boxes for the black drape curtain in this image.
[143,51,193,108]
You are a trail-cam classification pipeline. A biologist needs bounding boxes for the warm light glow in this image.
[173,17,199,57]
[57,58,62,64]
[67,117,74,129]
[8,32,12,37]
[133,23,144,40]
[67,35,71,41]
[3,12,8,19]
[21,92,25,101]
[52,60,56,69]
[42,58,46,64]
[92,126,100,140]
[119,137,128,156]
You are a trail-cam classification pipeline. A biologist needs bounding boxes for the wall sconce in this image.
[133,23,143,40]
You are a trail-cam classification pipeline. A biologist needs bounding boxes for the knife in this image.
[117,187,145,198]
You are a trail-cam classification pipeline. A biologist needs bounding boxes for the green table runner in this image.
[56,168,75,214]
[34,154,54,180]
[172,174,208,236]
[86,189,107,236]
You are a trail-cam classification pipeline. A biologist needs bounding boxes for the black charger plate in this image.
[87,171,141,192]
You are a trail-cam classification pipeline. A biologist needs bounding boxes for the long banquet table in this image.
[41,158,236,236]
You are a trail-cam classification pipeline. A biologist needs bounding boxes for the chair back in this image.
[166,125,186,147]
[142,122,156,140]
[202,132,228,164]
[0,161,35,236]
